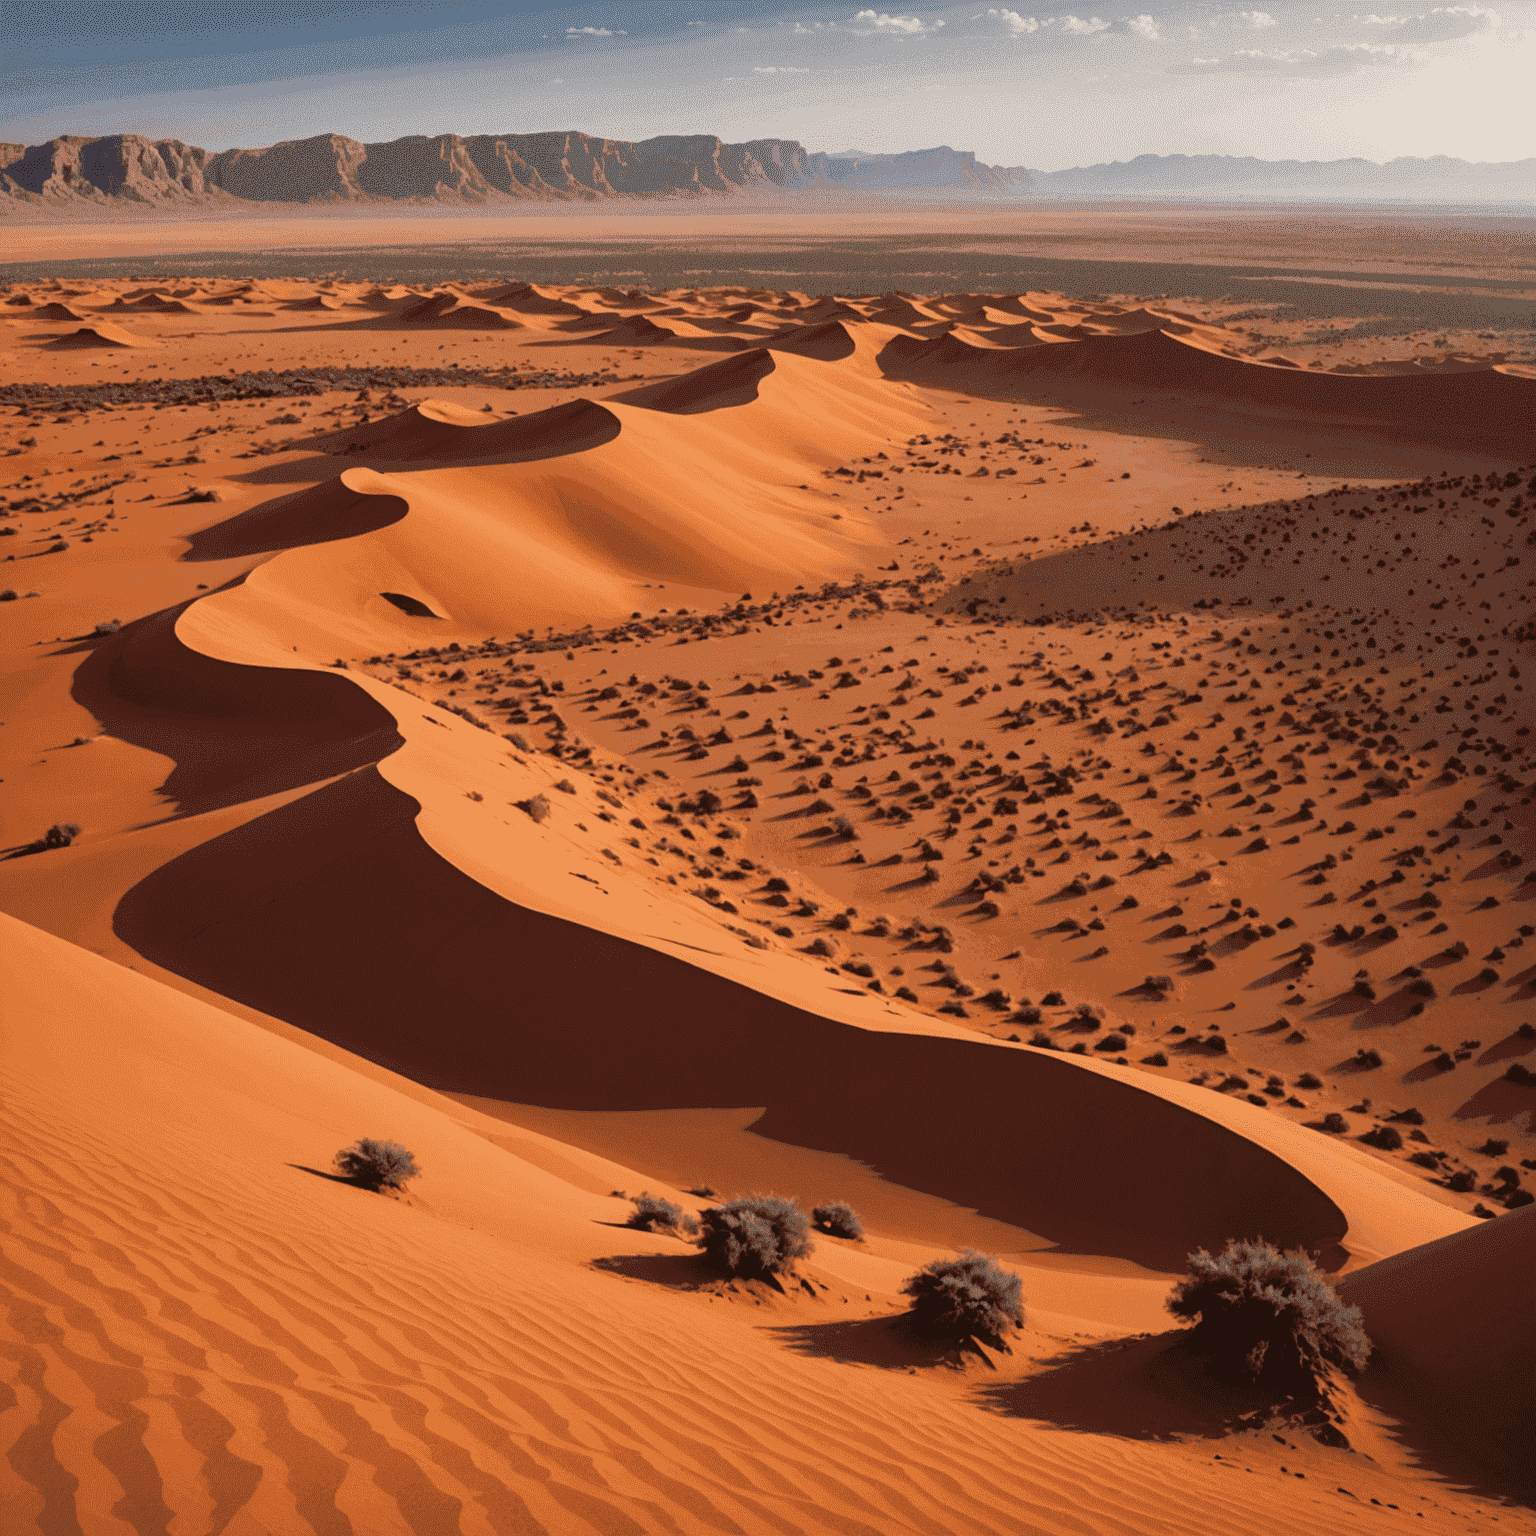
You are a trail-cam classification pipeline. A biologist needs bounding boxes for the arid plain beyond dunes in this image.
[1,206,1534,1535]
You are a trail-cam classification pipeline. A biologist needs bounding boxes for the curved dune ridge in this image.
[154,333,1468,1273]
[877,324,1533,448]
[1340,1204,1536,1499]
[304,395,623,462]
[174,343,933,646]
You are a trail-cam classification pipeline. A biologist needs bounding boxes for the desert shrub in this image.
[514,794,551,823]
[334,1138,420,1191]
[1361,1125,1403,1151]
[1095,1033,1128,1052]
[902,1250,1024,1344]
[1321,1112,1349,1133]
[1167,1239,1370,1389]
[696,1195,813,1278]
[811,1201,865,1240]
[1297,1073,1323,1090]
[627,1192,695,1234]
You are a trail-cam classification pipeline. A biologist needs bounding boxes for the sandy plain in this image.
[1,207,1534,1535]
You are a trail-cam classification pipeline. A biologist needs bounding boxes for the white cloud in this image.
[565,25,626,37]
[1357,4,1496,40]
[977,8,1041,32]
[1173,41,1405,71]
[1219,9,1278,25]
[1126,13,1161,37]
[752,65,812,72]
[1051,14,1111,31]
[850,10,946,33]
[549,77,563,84]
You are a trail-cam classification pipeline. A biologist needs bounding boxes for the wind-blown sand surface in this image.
[2,254,1533,1533]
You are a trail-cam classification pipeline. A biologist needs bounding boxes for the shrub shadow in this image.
[591,1252,715,1291]
[975,1332,1286,1441]
[770,1313,978,1371]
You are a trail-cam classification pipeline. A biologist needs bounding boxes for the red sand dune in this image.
[879,324,1535,449]
[43,321,158,348]
[302,396,622,462]
[1341,1203,1536,1500]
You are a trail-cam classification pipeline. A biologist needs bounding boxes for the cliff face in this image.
[0,135,216,204]
[0,130,821,208]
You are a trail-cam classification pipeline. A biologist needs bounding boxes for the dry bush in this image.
[902,1250,1024,1344]
[811,1201,865,1240]
[697,1195,813,1278]
[627,1192,697,1235]
[333,1138,420,1191]
[1167,1239,1370,1390]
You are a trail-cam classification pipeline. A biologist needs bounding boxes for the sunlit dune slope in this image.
[175,348,933,647]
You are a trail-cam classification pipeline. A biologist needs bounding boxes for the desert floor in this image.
[2,209,1534,1535]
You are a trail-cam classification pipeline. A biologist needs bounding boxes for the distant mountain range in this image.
[1,132,1529,210]
[1030,152,1536,201]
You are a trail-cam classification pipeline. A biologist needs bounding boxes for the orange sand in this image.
[2,253,1532,1533]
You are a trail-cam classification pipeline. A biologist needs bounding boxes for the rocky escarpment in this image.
[0,131,827,208]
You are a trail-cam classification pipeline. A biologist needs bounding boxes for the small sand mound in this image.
[44,323,158,350]
[398,293,522,330]
[110,294,199,314]
[477,282,590,317]
[31,302,88,322]
[590,314,676,345]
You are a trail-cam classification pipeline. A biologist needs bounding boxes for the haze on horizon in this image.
[5,0,1533,171]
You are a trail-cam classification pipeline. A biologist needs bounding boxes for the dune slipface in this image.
[1,261,1530,1535]
[1341,1205,1536,1499]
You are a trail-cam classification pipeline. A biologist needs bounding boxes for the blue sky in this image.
[5,0,1532,166]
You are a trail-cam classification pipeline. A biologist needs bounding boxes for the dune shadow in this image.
[112,765,1352,1272]
[1478,1029,1536,1068]
[769,1313,973,1371]
[184,479,410,560]
[974,1332,1286,1441]
[71,601,402,817]
[1450,1078,1536,1128]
